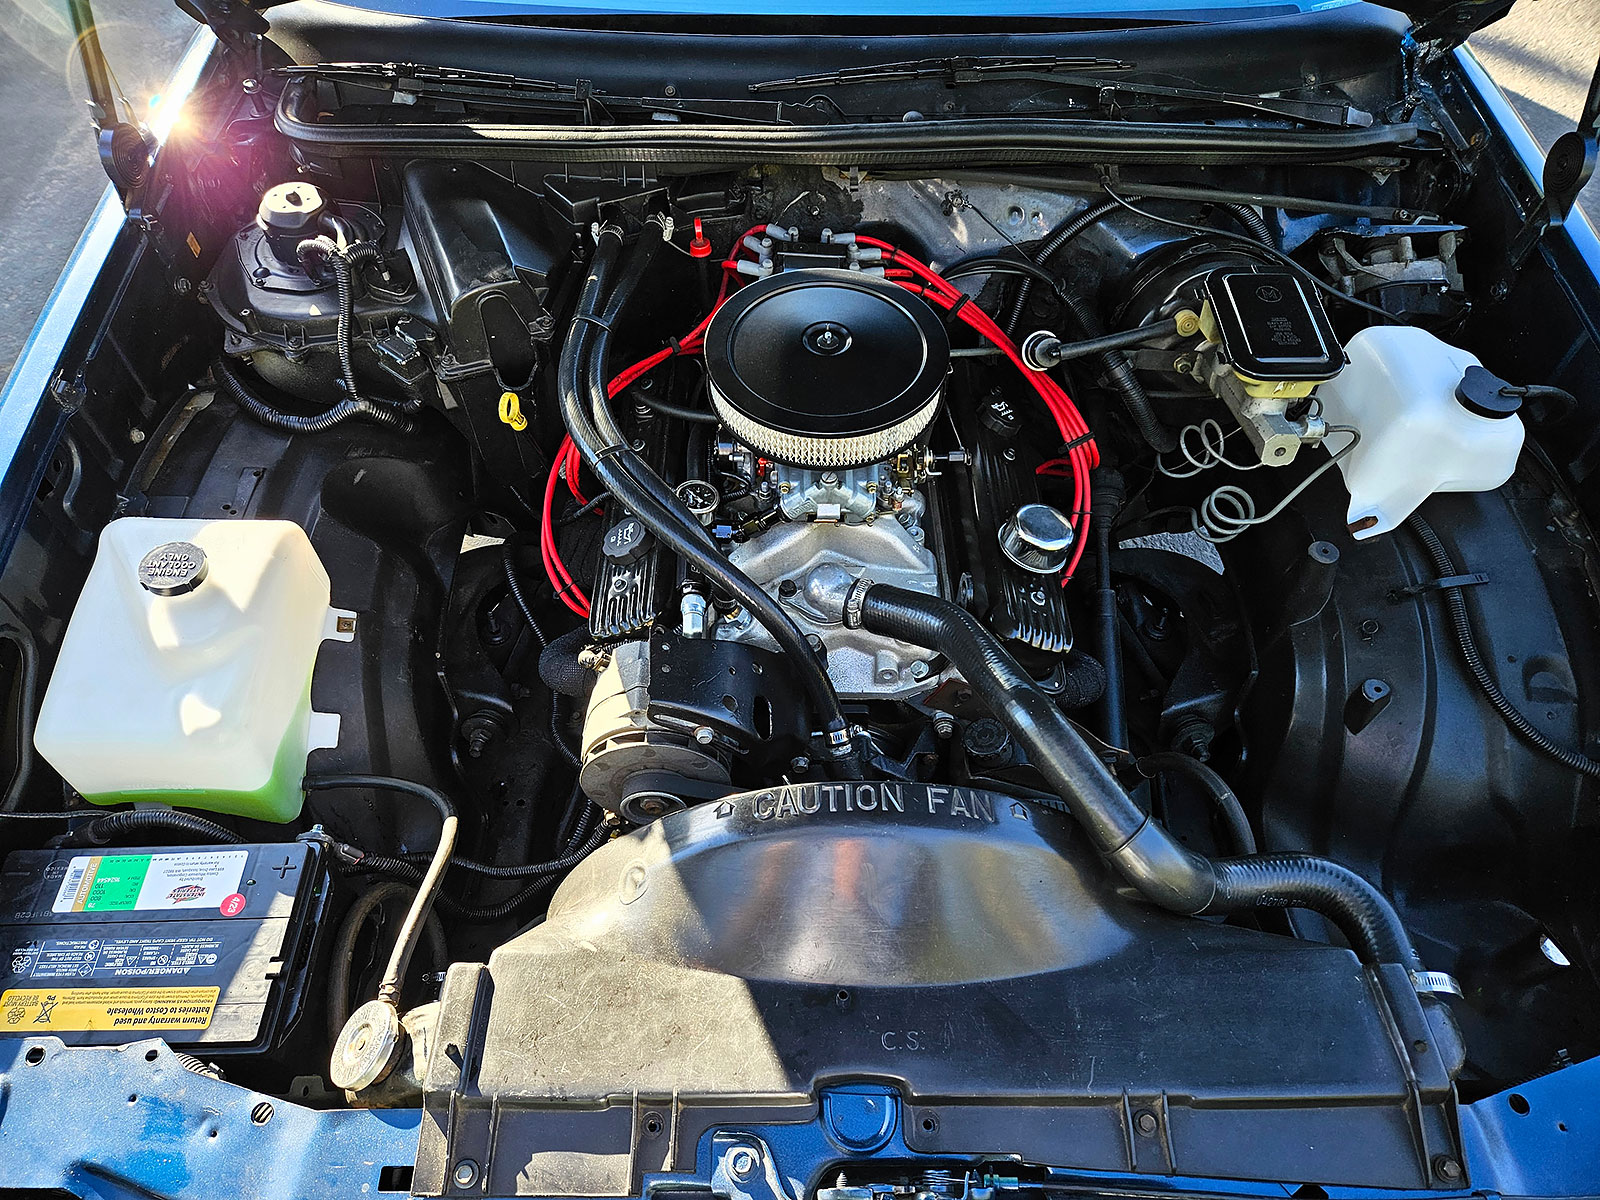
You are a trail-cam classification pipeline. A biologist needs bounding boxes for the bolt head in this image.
[728,1148,757,1179]
[693,726,715,746]
[454,1159,480,1187]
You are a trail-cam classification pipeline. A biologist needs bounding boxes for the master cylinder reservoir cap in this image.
[137,541,209,596]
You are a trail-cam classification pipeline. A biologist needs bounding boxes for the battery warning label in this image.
[0,986,218,1031]
[51,850,248,914]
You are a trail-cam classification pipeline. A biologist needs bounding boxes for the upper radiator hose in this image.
[848,583,1422,971]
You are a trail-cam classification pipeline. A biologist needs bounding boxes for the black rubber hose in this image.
[59,808,244,848]
[1002,198,1121,335]
[1139,751,1257,855]
[636,387,720,424]
[216,358,414,434]
[1204,853,1410,962]
[561,229,857,770]
[852,584,1419,968]
[586,232,721,546]
[303,774,457,1006]
[1408,514,1600,778]
[325,880,449,1044]
[1061,294,1175,453]
[1222,201,1275,246]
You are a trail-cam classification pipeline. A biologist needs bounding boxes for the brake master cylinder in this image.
[33,518,353,820]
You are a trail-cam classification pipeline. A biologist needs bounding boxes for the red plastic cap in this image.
[688,217,712,258]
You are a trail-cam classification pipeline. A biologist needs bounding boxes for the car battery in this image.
[0,840,329,1053]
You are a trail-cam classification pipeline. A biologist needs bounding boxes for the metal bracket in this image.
[1509,52,1600,267]
[711,1134,797,1200]
[1388,571,1489,602]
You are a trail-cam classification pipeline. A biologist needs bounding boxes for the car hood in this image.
[177,0,1518,50]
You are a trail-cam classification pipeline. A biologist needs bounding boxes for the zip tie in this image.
[1058,431,1096,454]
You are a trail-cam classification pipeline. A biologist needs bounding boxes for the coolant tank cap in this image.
[138,541,209,596]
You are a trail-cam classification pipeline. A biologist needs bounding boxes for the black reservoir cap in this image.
[1203,269,1342,382]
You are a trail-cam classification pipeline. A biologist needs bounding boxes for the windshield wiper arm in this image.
[281,61,570,99]
[1081,78,1372,129]
[749,56,1134,93]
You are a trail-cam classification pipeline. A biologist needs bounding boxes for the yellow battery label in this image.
[0,986,218,1032]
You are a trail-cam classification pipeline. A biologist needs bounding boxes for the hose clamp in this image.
[1410,970,1463,998]
[843,577,873,629]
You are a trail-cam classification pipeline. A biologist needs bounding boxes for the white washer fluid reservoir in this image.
[33,518,354,821]
[1318,326,1525,539]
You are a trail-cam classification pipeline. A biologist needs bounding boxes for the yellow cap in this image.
[498,391,528,432]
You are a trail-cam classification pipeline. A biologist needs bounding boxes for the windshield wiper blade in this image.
[749,56,1134,93]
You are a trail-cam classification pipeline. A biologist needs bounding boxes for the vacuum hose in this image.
[848,584,1421,970]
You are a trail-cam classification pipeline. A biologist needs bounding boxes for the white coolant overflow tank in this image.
[33,518,354,821]
[1317,326,1525,539]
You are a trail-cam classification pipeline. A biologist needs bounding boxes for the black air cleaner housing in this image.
[704,269,949,468]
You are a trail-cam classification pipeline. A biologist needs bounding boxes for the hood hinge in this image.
[1509,51,1600,266]
[173,0,272,44]
[67,0,157,201]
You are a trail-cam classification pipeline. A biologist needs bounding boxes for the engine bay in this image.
[2,5,1599,1195]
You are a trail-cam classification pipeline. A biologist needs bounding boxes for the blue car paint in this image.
[302,0,1359,17]
[0,17,1595,1200]
[0,1032,1594,1199]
